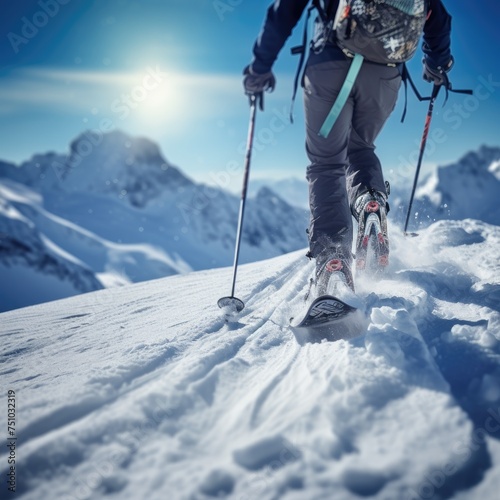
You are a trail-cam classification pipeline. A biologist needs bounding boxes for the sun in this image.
[127,69,186,125]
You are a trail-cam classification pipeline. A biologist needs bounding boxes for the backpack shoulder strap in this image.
[289,2,317,123]
[290,1,340,123]
[312,0,336,23]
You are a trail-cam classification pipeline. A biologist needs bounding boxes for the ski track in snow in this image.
[1,220,500,499]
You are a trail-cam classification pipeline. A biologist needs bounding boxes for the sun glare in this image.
[114,67,187,127]
[105,66,238,134]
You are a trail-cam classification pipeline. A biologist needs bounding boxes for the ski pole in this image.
[403,84,441,235]
[218,93,260,313]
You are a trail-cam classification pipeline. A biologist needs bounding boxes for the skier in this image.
[243,0,454,296]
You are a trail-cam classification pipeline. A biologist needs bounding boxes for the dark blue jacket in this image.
[251,0,452,73]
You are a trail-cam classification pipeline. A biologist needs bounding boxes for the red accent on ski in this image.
[378,255,389,266]
[326,259,343,272]
[365,201,379,213]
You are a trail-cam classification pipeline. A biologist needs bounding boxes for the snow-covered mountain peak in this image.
[1,152,67,190]
[0,130,194,208]
[447,144,500,176]
[412,145,500,226]
[60,129,192,207]
[67,129,165,171]
[255,185,288,206]
[249,177,309,209]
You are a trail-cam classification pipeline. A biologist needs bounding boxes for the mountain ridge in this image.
[413,144,500,225]
[0,130,308,312]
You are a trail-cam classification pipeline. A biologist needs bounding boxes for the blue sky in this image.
[0,0,499,192]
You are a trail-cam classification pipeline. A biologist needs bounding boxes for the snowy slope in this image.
[1,218,499,499]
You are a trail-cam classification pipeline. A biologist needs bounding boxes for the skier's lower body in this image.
[303,45,402,294]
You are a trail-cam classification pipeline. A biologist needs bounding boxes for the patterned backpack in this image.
[333,0,428,65]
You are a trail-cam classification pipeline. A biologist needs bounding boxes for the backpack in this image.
[309,0,429,137]
[290,1,468,137]
[333,0,428,65]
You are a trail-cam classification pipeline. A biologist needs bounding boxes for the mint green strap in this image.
[318,53,364,138]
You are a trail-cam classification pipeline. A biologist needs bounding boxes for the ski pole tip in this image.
[217,296,245,313]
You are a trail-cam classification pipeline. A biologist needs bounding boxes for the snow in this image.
[488,160,500,181]
[1,219,499,499]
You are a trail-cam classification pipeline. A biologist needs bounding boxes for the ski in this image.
[355,196,389,272]
[290,295,366,343]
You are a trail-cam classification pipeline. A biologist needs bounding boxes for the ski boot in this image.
[353,189,389,273]
[315,249,355,297]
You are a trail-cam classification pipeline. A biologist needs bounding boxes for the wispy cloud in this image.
[0,66,244,118]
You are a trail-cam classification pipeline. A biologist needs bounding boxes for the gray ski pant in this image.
[303,50,402,259]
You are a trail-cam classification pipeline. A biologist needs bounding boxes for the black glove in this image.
[423,56,454,86]
[243,64,276,95]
